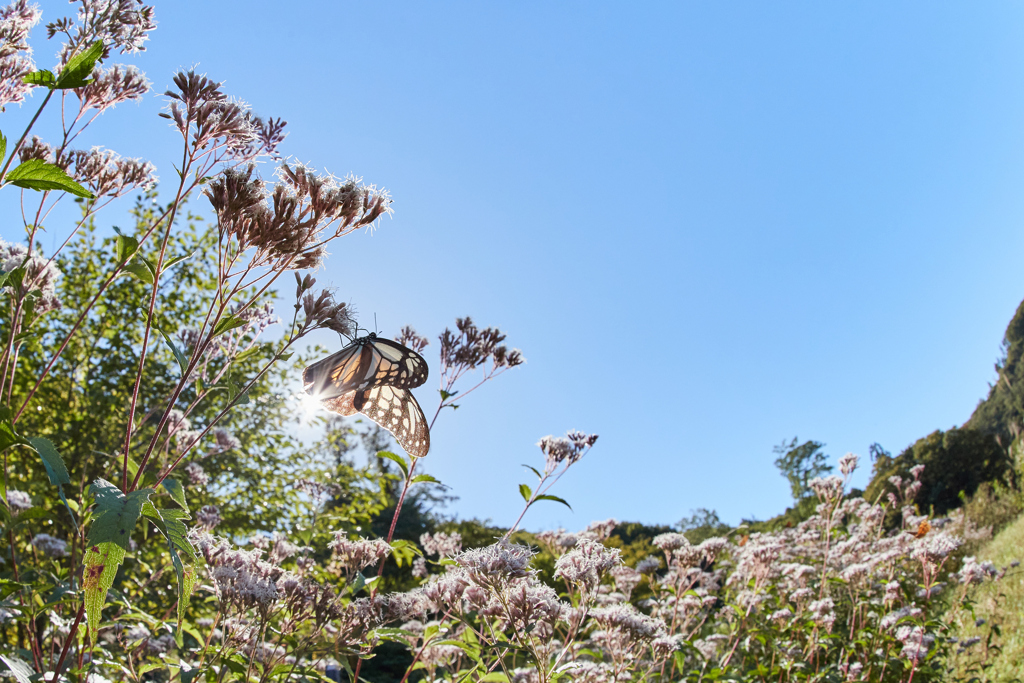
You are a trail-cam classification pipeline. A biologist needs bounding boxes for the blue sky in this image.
[6,2,1024,531]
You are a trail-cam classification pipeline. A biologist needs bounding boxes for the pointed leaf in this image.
[161,477,188,512]
[55,40,103,89]
[521,464,543,479]
[163,250,196,271]
[84,479,153,639]
[158,328,188,377]
[535,494,572,511]
[227,377,250,406]
[212,314,248,337]
[142,503,198,628]
[519,483,533,503]
[21,70,55,88]
[122,261,154,284]
[5,159,94,198]
[0,405,27,453]
[27,437,76,527]
[0,654,33,683]
[411,474,441,485]
[0,130,6,167]
[377,450,409,479]
[114,234,139,264]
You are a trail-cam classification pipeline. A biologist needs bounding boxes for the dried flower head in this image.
[183,461,208,487]
[554,539,621,595]
[196,505,221,530]
[396,325,429,353]
[420,531,462,558]
[32,533,68,558]
[75,63,149,112]
[6,489,31,513]
[328,535,391,577]
[455,540,534,589]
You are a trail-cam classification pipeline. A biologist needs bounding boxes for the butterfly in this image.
[303,333,431,458]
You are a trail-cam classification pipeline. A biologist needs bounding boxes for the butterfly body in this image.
[303,333,431,458]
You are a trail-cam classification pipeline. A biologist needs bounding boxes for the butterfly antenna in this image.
[374,313,379,335]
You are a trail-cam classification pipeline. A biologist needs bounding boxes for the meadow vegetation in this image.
[0,3,1022,682]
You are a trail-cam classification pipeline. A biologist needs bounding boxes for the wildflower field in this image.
[0,2,1021,682]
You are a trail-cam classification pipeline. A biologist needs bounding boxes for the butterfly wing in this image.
[318,391,358,417]
[302,336,428,399]
[353,385,430,458]
[302,344,371,399]
[363,337,429,389]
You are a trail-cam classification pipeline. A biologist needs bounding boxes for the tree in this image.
[773,437,832,502]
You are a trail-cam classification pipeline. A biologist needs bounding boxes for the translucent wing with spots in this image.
[302,333,428,399]
[352,385,430,458]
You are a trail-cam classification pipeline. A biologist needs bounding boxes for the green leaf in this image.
[84,479,153,639]
[21,70,55,88]
[479,674,510,682]
[122,261,154,284]
[377,450,409,479]
[55,40,104,89]
[389,538,421,567]
[163,251,196,271]
[114,233,139,264]
[142,503,198,628]
[0,654,33,683]
[371,627,417,643]
[411,473,441,485]
[27,437,76,528]
[158,328,188,377]
[5,159,94,198]
[0,130,6,167]
[534,494,572,511]
[161,477,189,513]
[227,376,250,406]
[522,464,543,479]
[212,314,248,337]
[519,483,533,503]
[440,389,458,401]
[0,405,27,454]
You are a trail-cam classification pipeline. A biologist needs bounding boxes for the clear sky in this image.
[6,2,1024,532]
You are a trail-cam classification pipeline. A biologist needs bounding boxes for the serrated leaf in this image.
[161,477,188,513]
[158,328,188,377]
[377,450,409,479]
[534,494,572,510]
[5,159,94,198]
[141,502,198,628]
[122,261,153,284]
[0,654,33,683]
[27,437,76,528]
[22,70,55,88]
[411,474,441,485]
[519,483,532,502]
[212,314,248,337]
[55,40,103,89]
[84,479,153,639]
